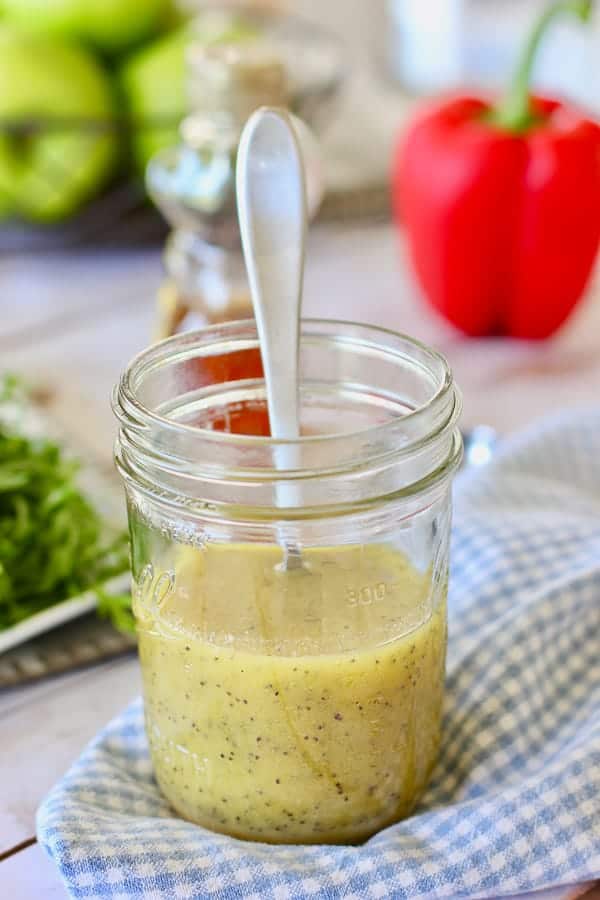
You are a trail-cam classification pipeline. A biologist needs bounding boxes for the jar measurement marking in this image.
[136,563,175,616]
[346,581,392,608]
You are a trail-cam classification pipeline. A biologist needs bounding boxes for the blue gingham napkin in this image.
[37,409,600,899]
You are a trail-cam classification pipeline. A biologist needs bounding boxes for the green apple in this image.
[121,13,260,173]
[0,0,171,54]
[120,25,189,174]
[0,28,119,223]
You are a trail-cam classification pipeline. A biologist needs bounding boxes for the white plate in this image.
[0,572,131,655]
[0,396,129,656]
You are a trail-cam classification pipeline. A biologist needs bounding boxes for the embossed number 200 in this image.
[136,563,175,616]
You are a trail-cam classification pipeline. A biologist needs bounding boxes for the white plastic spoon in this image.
[236,107,308,567]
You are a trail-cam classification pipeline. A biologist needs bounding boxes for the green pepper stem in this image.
[492,0,593,131]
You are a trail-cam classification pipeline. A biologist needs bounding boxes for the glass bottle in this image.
[147,40,321,339]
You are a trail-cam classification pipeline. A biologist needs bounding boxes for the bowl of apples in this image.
[0,1,345,251]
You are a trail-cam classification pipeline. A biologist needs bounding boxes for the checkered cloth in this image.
[37,409,600,899]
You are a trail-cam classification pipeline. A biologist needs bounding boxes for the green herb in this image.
[97,588,135,635]
[0,375,130,632]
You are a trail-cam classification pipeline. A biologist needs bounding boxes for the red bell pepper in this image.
[394,0,600,339]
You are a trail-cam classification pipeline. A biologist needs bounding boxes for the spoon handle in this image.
[237,107,307,452]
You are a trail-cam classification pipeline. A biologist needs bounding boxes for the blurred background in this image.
[2,0,600,460]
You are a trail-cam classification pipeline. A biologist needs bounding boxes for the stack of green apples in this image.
[0,0,254,224]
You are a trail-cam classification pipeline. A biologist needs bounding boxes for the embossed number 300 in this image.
[136,563,175,616]
[346,582,387,607]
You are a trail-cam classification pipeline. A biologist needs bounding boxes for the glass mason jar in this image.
[113,319,462,845]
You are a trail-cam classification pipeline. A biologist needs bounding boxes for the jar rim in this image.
[114,319,462,516]
[115,317,455,452]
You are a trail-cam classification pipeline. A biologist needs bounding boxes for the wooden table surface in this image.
[2,226,600,898]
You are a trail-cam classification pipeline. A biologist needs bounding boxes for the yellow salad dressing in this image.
[136,543,446,844]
